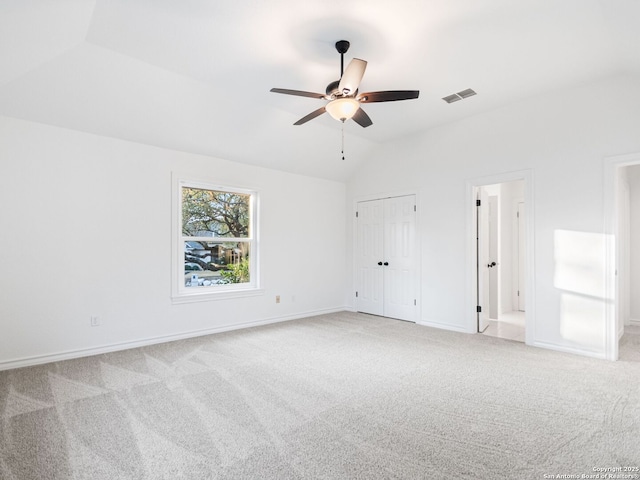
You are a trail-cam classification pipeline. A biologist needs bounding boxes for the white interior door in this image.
[477,188,490,332]
[356,200,384,316]
[517,201,526,311]
[617,170,630,333]
[383,195,417,321]
[356,195,417,322]
[488,195,499,320]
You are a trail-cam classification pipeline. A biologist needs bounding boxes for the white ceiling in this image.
[1,0,639,181]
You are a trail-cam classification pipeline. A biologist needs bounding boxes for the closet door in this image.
[356,195,417,322]
[383,195,417,321]
[356,199,384,316]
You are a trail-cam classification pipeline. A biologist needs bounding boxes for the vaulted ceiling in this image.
[1,0,639,181]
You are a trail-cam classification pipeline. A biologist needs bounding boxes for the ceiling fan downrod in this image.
[335,40,350,78]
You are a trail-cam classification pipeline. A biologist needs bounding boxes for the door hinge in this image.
[414,205,416,212]
[517,211,520,218]
[414,299,417,306]
[355,291,359,298]
[356,211,359,218]
[517,290,520,297]
[476,305,482,313]
[476,199,481,207]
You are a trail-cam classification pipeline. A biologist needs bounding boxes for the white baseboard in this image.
[629,318,640,326]
[532,341,607,360]
[0,306,348,372]
[417,319,473,334]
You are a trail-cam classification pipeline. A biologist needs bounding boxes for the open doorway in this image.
[613,163,640,356]
[476,180,526,342]
[623,167,640,330]
[604,152,640,360]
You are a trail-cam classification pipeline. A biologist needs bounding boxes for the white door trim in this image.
[465,170,535,344]
[603,151,640,361]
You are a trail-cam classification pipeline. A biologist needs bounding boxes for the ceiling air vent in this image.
[442,88,477,103]
[442,93,462,104]
[458,88,476,99]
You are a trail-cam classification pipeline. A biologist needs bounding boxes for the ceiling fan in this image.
[270,40,419,128]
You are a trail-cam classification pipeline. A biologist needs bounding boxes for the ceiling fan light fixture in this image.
[325,97,360,122]
[270,40,419,128]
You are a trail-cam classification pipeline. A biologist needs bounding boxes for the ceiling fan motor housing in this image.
[325,80,341,97]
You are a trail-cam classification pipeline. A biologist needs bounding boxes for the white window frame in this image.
[171,174,262,303]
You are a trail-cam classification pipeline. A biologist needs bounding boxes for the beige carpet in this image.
[1,312,639,479]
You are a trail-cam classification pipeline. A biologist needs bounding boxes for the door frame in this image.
[352,189,420,321]
[466,170,535,344]
[603,151,640,361]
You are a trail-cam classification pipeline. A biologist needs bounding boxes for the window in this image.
[173,177,260,302]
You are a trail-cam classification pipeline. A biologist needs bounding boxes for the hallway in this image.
[483,311,525,343]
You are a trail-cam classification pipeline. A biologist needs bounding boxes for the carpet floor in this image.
[1,312,639,479]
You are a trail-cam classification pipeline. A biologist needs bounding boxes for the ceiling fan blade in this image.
[293,106,327,125]
[338,58,367,96]
[358,90,420,103]
[270,88,326,99]
[352,107,373,128]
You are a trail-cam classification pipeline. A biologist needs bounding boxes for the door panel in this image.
[356,200,384,316]
[488,195,499,320]
[478,188,490,332]
[517,201,526,311]
[383,195,417,321]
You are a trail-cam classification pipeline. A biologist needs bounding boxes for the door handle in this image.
[378,261,383,266]
[383,262,389,266]
[487,261,497,268]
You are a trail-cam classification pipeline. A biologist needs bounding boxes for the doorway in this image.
[475,180,526,342]
[355,195,418,322]
[604,152,640,360]
[608,160,640,358]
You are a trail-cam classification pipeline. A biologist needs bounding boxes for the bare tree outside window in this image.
[181,187,252,287]
[182,188,249,238]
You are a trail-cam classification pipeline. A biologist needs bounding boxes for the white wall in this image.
[346,74,640,358]
[0,116,347,368]
[3,73,639,366]
[628,165,640,323]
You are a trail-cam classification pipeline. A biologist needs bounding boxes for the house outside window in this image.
[172,176,260,302]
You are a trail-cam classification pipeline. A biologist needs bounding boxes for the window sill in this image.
[172,287,265,304]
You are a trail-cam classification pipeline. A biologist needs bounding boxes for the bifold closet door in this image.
[356,199,384,316]
[382,195,417,321]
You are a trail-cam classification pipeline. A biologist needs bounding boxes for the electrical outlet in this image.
[90,316,100,327]
[275,295,280,304]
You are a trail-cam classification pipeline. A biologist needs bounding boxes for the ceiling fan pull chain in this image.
[341,122,345,161]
